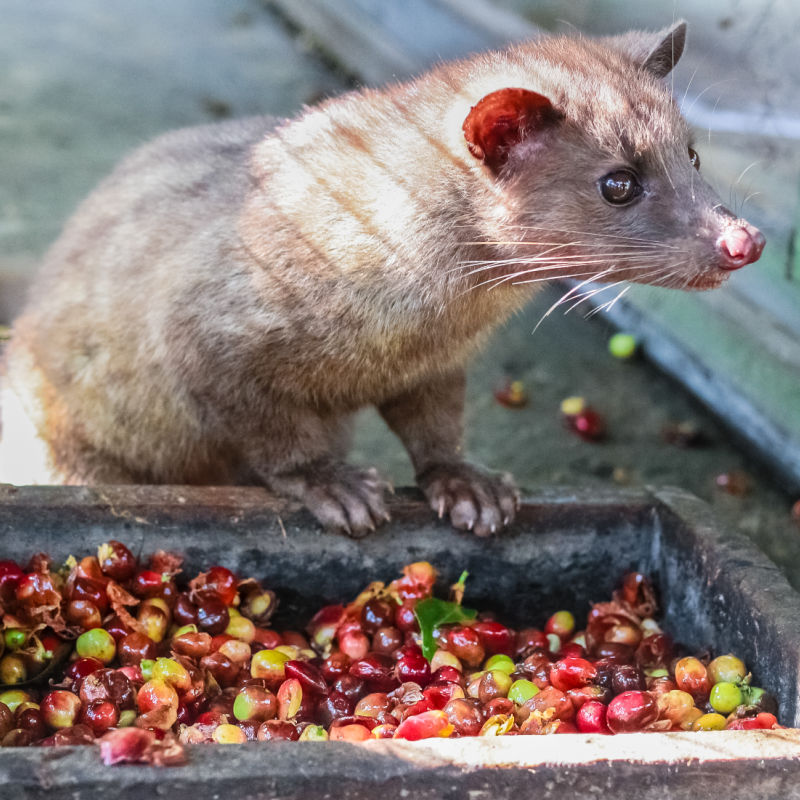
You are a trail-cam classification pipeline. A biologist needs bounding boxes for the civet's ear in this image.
[462,87,562,173]
[605,20,687,79]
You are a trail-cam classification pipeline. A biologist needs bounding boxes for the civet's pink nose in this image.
[717,223,766,270]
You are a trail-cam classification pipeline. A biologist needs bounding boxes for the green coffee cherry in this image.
[484,654,515,675]
[75,628,116,664]
[608,332,638,359]
[709,681,743,714]
[508,679,539,705]
[4,629,27,651]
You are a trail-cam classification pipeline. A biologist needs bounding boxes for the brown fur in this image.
[0,22,764,536]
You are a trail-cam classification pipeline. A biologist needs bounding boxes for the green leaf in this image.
[414,597,477,663]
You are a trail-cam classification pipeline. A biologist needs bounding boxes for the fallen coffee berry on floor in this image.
[608,333,639,360]
[0,544,782,762]
[560,396,607,442]
[493,379,529,409]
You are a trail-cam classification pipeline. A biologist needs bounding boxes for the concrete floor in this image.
[1,1,798,587]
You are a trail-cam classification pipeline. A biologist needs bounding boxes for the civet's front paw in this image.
[416,462,520,537]
[273,461,391,538]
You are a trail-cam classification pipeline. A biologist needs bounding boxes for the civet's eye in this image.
[598,170,642,206]
[688,147,700,170]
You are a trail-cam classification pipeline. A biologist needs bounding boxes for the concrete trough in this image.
[0,483,798,798]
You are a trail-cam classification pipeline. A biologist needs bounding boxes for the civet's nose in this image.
[717,222,766,270]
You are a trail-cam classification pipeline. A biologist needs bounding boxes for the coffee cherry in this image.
[484,654,515,675]
[445,627,485,668]
[568,408,606,441]
[635,634,673,669]
[70,577,109,613]
[171,631,211,659]
[726,712,778,730]
[306,604,345,652]
[200,651,239,687]
[103,614,132,642]
[707,654,747,685]
[3,628,26,651]
[299,723,329,741]
[372,626,403,654]
[709,682,743,714]
[3,728,35,747]
[517,686,574,727]
[494,379,528,408]
[507,679,539,705]
[656,690,696,728]
[136,679,178,730]
[338,630,369,661]
[233,686,278,722]
[515,628,548,657]
[152,658,192,692]
[350,653,397,692]
[75,628,116,664]
[739,685,778,715]
[611,664,646,694]
[97,541,137,581]
[674,657,711,701]
[131,569,167,599]
[545,611,575,640]
[213,723,247,744]
[16,707,47,741]
[40,691,82,730]
[225,615,256,643]
[251,649,289,682]
[0,703,15,739]
[0,654,27,684]
[394,603,419,632]
[241,588,277,625]
[16,571,61,619]
[79,669,135,711]
[576,700,610,734]
[80,700,120,735]
[137,599,170,642]
[118,632,157,665]
[330,675,366,705]
[472,621,516,656]
[353,692,391,719]
[316,691,353,728]
[606,691,657,733]
[395,645,432,686]
[257,719,299,741]
[692,712,727,731]
[549,657,597,692]
[430,649,462,674]
[560,398,606,441]
[361,599,395,634]
[65,599,102,630]
[608,333,638,359]
[425,679,466,709]
[173,595,200,626]
[394,709,454,740]
[320,652,351,682]
[329,721,372,741]
[196,598,230,636]
[193,566,238,606]
[284,660,327,695]
[0,690,33,714]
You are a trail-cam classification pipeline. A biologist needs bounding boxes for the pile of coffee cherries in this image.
[0,545,781,763]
